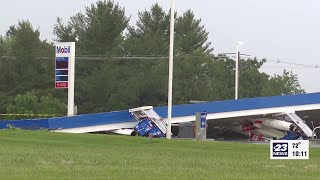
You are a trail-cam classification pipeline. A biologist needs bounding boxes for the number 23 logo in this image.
[274,144,288,151]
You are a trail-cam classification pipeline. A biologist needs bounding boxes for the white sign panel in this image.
[55,42,74,57]
[270,140,309,160]
[55,42,75,89]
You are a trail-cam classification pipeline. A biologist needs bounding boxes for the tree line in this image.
[0,0,304,120]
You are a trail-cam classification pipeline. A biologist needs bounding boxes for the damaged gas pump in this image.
[129,106,167,137]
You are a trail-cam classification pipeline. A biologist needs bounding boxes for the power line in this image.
[260,59,319,69]
[1,54,320,69]
[0,55,169,60]
[261,66,318,69]
[214,52,320,69]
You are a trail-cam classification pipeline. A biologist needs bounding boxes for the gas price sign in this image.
[270,140,309,160]
[55,57,69,89]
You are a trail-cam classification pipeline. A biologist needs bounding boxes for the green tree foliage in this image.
[116,4,216,108]
[124,4,213,56]
[238,58,270,98]
[53,0,130,113]
[4,20,54,91]
[0,2,306,117]
[175,10,213,54]
[0,20,59,115]
[262,70,305,96]
[71,2,305,113]
[0,36,13,55]
[54,0,129,55]
[124,4,170,56]
[5,91,66,120]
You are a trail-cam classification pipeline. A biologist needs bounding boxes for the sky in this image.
[1,0,319,92]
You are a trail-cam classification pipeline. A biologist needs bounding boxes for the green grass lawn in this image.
[0,130,319,179]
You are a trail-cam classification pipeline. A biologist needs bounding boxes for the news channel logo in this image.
[272,142,288,157]
[270,140,309,160]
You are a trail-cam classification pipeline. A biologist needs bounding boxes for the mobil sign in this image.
[55,42,75,89]
[56,43,74,57]
[56,46,71,54]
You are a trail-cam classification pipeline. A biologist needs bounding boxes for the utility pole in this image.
[235,42,244,100]
[235,42,239,100]
[167,0,175,139]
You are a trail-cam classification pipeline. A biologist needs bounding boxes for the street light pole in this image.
[235,42,239,100]
[167,0,175,139]
[235,42,244,100]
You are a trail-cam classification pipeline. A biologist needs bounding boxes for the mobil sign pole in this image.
[55,42,75,116]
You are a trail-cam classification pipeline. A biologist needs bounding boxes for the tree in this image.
[0,2,306,118]
[114,4,215,108]
[0,20,57,115]
[124,4,213,56]
[238,58,270,98]
[4,20,54,92]
[124,4,170,56]
[175,10,213,54]
[5,91,66,120]
[53,1,130,113]
[262,69,305,96]
[0,36,13,56]
[53,0,129,55]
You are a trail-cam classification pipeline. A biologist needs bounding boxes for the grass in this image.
[0,130,319,179]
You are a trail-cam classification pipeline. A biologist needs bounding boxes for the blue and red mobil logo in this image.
[56,46,71,54]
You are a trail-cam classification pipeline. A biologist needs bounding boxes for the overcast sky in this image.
[1,0,319,92]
